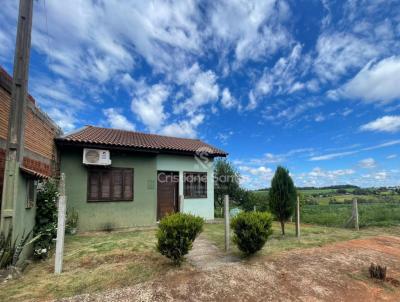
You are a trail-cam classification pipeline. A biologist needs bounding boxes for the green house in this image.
[56,126,227,232]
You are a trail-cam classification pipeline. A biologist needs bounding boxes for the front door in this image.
[157,171,179,220]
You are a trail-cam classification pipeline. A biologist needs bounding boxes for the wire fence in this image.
[301,202,400,228]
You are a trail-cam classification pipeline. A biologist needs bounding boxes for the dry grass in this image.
[1,223,400,301]
[0,229,176,301]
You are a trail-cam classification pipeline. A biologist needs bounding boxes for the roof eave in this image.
[55,139,227,157]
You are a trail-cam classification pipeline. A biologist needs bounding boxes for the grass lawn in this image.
[0,229,172,301]
[203,222,400,256]
[1,223,400,301]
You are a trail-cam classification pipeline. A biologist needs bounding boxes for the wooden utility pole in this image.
[224,195,230,252]
[0,0,34,234]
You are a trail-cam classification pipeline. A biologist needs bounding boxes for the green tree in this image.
[237,189,269,212]
[268,166,297,235]
[214,159,241,208]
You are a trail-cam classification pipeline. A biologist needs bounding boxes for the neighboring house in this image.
[56,126,227,231]
[0,67,61,256]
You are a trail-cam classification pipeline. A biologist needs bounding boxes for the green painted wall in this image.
[13,173,36,261]
[60,149,215,232]
[157,154,214,220]
[61,149,158,231]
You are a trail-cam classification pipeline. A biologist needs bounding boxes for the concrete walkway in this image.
[187,235,240,270]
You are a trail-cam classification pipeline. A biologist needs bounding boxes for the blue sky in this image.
[1,0,399,188]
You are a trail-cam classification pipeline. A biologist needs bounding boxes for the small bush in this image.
[66,208,79,234]
[33,179,59,260]
[369,263,386,280]
[156,213,204,265]
[102,222,115,233]
[231,211,273,255]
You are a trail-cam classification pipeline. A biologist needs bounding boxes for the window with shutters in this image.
[87,168,133,202]
[26,178,37,208]
[183,172,207,198]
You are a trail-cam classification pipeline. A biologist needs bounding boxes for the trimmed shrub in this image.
[231,211,273,255]
[156,213,204,265]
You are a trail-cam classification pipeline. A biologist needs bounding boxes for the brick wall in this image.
[0,87,59,162]
[0,67,60,180]
[0,148,5,199]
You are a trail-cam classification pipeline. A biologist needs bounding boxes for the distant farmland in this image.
[252,186,400,227]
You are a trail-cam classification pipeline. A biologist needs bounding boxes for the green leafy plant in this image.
[268,166,297,235]
[231,211,273,255]
[0,228,39,268]
[156,213,204,265]
[33,179,59,260]
[214,159,241,208]
[102,222,115,233]
[66,208,79,234]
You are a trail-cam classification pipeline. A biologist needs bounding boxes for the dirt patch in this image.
[62,236,400,302]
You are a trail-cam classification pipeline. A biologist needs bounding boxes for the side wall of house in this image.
[60,148,158,231]
[14,173,36,260]
[0,72,60,261]
[156,154,214,220]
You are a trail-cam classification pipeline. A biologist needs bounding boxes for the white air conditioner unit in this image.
[83,148,111,166]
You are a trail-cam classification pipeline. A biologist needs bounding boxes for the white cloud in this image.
[358,158,376,168]
[238,148,313,167]
[0,28,12,60]
[310,150,358,161]
[160,114,204,139]
[103,108,135,131]
[216,131,234,145]
[208,0,291,63]
[314,33,379,81]
[387,154,397,159]
[339,57,400,104]
[294,167,357,187]
[308,167,355,178]
[360,116,400,133]
[131,83,170,131]
[248,44,307,109]
[238,165,275,189]
[374,171,387,181]
[262,99,322,125]
[362,139,400,151]
[175,64,219,113]
[240,165,273,176]
[46,108,77,133]
[310,139,400,161]
[220,88,237,109]
[314,114,325,122]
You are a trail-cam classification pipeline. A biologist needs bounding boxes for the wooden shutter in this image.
[112,169,123,200]
[123,169,133,200]
[88,171,100,200]
[100,171,111,199]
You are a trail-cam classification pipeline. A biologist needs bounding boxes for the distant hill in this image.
[255,184,360,191]
[297,185,360,190]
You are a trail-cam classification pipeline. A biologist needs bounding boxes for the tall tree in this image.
[214,159,241,208]
[268,166,297,235]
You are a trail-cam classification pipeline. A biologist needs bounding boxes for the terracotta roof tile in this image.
[56,126,228,157]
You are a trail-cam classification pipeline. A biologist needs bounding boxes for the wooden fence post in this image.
[55,173,67,274]
[224,195,230,252]
[353,198,359,231]
[296,195,301,238]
